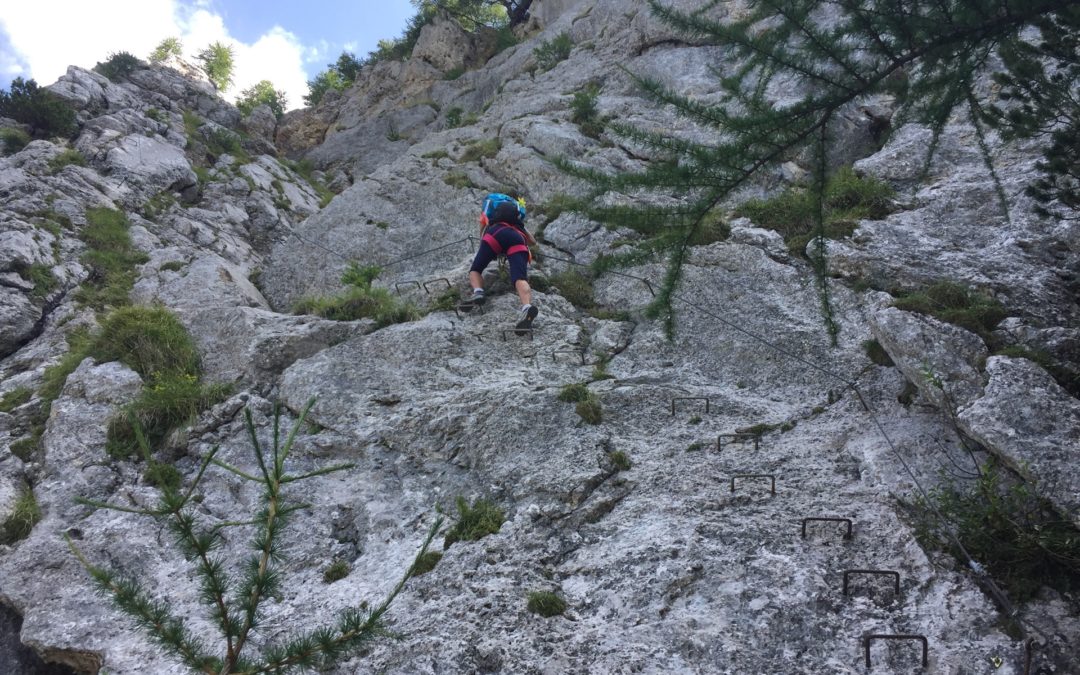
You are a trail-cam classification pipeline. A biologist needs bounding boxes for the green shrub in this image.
[94,51,143,81]
[534,33,573,72]
[461,138,501,162]
[575,397,603,425]
[913,458,1080,600]
[196,41,235,92]
[235,80,287,119]
[0,488,41,545]
[47,148,86,174]
[148,37,182,65]
[445,107,463,128]
[75,207,149,310]
[206,128,245,158]
[0,387,32,412]
[526,591,567,617]
[160,261,186,273]
[443,66,466,81]
[863,338,895,366]
[422,148,449,160]
[570,83,603,138]
[443,497,504,548]
[409,551,442,578]
[557,382,591,403]
[735,167,893,253]
[892,281,1007,343]
[323,559,351,583]
[1,127,30,155]
[0,77,77,138]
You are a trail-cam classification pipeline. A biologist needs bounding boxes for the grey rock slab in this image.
[957,356,1080,527]
[870,306,988,410]
[101,133,197,207]
[0,288,39,357]
[132,252,266,314]
[186,306,372,385]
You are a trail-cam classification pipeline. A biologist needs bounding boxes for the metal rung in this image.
[394,280,421,294]
[730,474,775,496]
[843,569,900,597]
[801,517,853,540]
[423,278,452,293]
[552,347,587,365]
[863,634,928,668]
[454,301,485,318]
[501,328,533,341]
[671,397,710,415]
[717,433,760,452]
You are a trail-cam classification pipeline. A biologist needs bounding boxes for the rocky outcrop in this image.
[1,0,1078,672]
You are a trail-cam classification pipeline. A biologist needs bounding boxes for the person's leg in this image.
[508,252,538,333]
[468,244,496,304]
[514,279,532,306]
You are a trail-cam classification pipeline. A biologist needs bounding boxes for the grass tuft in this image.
[526,591,567,617]
[892,281,1007,343]
[0,387,33,413]
[0,488,41,545]
[443,497,504,549]
[75,207,149,311]
[409,551,442,578]
[735,167,893,254]
[323,559,351,584]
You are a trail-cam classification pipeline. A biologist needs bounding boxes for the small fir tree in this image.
[197,42,236,92]
[150,37,184,65]
[69,399,442,673]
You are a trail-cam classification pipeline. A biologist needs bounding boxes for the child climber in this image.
[467,193,538,333]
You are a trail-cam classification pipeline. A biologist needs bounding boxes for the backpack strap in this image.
[483,224,532,262]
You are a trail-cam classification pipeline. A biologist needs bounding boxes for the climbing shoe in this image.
[460,289,485,312]
[515,304,538,335]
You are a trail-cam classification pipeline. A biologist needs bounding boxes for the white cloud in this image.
[0,1,313,110]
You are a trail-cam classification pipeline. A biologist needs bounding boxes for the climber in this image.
[465,193,538,333]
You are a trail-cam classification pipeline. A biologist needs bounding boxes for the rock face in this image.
[1,1,1078,673]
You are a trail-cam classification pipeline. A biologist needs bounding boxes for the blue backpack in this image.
[480,193,526,227]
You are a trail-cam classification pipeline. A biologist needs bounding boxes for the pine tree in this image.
[69,399,441,674]
[559,0,1079,338]
[235,80,287,119]
[197,42,236,92]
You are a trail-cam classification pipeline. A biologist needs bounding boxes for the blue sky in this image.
[0,0,418,110]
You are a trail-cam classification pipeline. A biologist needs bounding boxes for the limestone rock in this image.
[870,306,988,409]
[185,306,372,385]
[958,356,1080,527]
[0,289,38,358]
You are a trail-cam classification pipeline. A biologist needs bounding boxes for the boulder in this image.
[958,356,1080,527]
[870,306,988,409]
